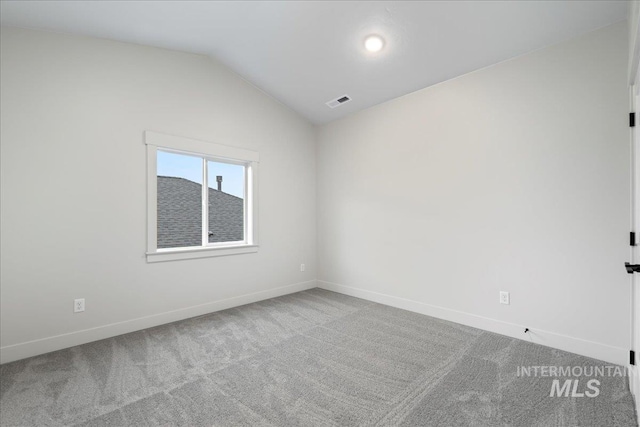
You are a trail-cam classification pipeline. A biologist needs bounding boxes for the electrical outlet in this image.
[74,298,85,313]
[300,263,306,272]
[499,291,510,305]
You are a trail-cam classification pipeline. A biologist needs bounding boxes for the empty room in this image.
[1,0,640,426]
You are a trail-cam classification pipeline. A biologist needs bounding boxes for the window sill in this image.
[146,244,258,263]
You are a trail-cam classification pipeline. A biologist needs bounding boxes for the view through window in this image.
[157,150,245,249]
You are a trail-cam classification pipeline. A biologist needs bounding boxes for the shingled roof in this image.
[157,176,244,249]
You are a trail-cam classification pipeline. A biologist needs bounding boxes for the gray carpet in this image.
[0,289,636,426]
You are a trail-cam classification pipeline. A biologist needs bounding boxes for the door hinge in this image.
[631,112,636,128]
[631,350,636,366]
[632,232,637,247]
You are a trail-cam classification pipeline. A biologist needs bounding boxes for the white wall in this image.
[317,23,630,365]
[0,27,317,363]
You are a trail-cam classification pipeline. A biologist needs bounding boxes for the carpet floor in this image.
[0,289,637,426]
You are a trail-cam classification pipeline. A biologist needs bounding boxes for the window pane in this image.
[207,161,244,243]
[157,151,202,249]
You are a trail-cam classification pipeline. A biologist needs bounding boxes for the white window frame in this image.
[145,131,259,263]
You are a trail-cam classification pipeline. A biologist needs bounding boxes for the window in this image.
[146,131,258,262]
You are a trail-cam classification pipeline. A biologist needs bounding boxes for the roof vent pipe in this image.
[216,176,223,191]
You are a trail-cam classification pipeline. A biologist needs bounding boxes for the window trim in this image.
[145,131,259,263]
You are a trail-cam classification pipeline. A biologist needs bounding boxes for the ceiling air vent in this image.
[326,95,352,109]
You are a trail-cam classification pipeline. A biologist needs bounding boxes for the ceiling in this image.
[0,1,629,124]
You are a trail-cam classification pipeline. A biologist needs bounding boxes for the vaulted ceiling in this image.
[0,1,628,124]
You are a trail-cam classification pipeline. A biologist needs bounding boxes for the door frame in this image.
[628,2,640,412]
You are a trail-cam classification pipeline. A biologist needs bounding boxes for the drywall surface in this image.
[0,27,316,362]
[317,23,630,364]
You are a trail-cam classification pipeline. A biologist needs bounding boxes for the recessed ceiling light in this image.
[364,35,384,53]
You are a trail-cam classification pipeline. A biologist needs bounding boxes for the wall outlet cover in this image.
[499,291,510,305]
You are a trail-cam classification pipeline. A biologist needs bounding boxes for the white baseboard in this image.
[318,280,628,366]
[3,279,628,368]
[0,280,317,364]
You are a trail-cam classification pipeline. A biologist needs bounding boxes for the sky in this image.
[157,150,244,198]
